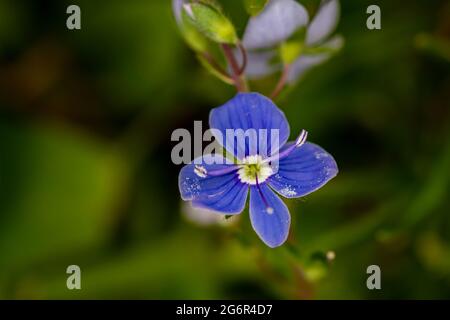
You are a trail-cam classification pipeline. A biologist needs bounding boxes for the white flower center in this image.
[237,155,273,185]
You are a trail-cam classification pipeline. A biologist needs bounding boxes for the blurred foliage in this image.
[0,0,449,299]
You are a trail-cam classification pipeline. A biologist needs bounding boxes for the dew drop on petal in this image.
[280,186,297,197]
[314,152,328,160]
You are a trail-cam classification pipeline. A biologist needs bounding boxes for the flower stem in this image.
[270,64,290,100]
[237,42,248,75]
[201,52,234,83]
[221,43,249,92]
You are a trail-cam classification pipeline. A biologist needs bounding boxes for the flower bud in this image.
[184,3,238,45]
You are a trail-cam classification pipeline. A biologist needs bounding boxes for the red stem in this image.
[270,64,290,100]
[237,42,248,75]
[221,44,248,92]
[201,52,233,82]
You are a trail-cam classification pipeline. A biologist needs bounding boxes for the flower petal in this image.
[192,177,249,214]
[287,35,343,83]
[249,184,291,247]
[268,142,338,198]
[179,154,248,214]
[287,54,330,83]
[209,93,290,160]
[234,49,281,79]
[306,0,340,45]
[243,0,309,50]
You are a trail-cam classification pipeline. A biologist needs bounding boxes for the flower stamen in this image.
[263,129,308,164]
[194,165,240,178]
[295,129,308,147]
[194,165,207,178]
[237,155,273,185]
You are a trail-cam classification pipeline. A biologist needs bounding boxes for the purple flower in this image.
[288,0,343,83]
[242,0,309,50]
[241,0,343,83]
[178,93,338,247]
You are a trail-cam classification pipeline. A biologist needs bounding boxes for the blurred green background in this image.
[0,0,449,299]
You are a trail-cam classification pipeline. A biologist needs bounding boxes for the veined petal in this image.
[179,154,247,214]
[243,0,309,50]
[306,0,340,45]
[268,142,338,198]
[249,184,291,247]
[192,179,248,214]
[209,93,290,160]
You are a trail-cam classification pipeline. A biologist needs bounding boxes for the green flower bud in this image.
[180,11,210,53]
[184,3,238,45]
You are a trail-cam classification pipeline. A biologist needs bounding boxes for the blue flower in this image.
[178,93,338,247]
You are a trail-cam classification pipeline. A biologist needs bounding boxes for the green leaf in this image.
[184,3,238,44]
[244,0,269,16]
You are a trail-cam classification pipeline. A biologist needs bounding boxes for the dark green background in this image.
[0,0,449,299]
